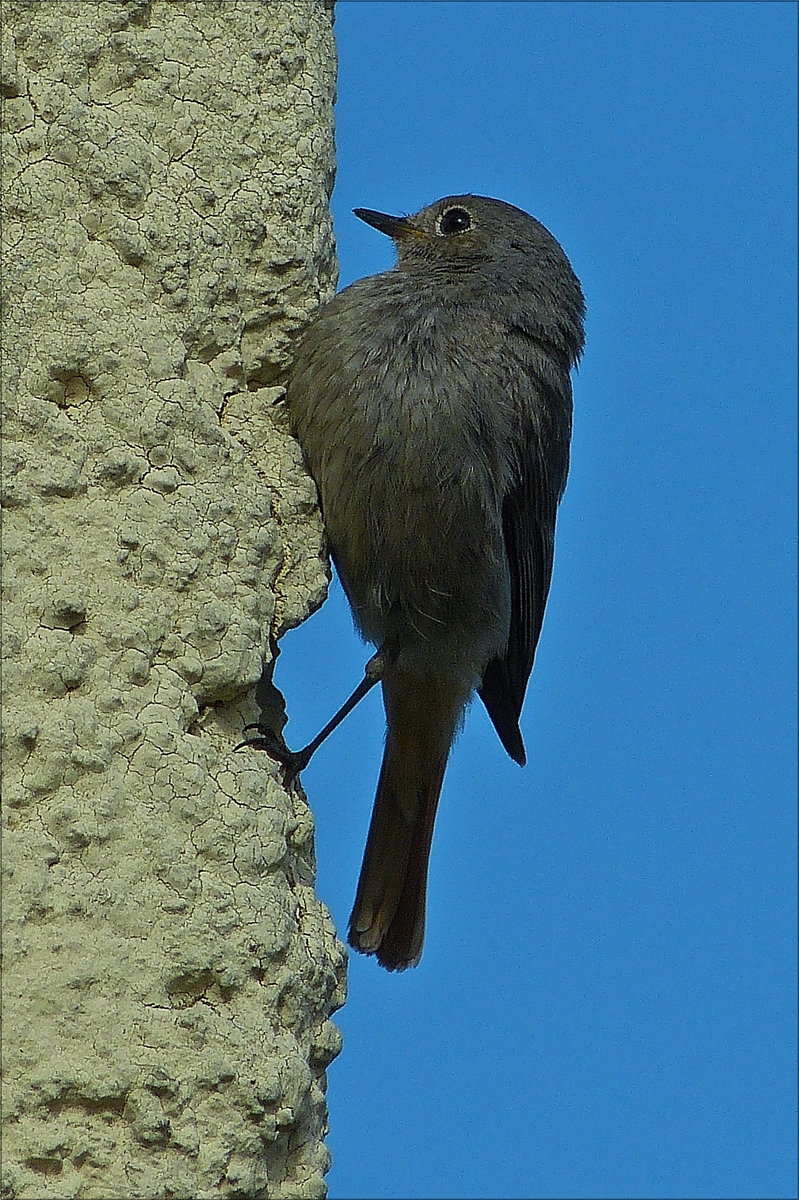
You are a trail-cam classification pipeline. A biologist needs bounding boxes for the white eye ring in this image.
[436,207,473,236]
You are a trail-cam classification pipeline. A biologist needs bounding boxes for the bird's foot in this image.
[235,724,313,787]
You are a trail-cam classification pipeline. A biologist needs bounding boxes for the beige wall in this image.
[1,3,345,1196]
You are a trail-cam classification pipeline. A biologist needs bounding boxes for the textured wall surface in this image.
[1,3,345,1197]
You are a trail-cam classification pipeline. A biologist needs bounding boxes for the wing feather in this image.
[478,367,572,765]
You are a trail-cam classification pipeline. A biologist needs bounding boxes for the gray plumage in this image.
[287,195,585,970]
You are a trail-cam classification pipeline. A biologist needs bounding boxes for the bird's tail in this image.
[348,671,465,970]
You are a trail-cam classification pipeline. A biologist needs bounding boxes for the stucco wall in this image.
[1,3,345,1197]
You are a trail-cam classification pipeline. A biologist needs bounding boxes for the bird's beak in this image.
[353,208,425,240]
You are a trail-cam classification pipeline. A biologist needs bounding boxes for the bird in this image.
[270,194,584,970]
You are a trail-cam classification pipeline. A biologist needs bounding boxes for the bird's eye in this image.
[437,207,472,236]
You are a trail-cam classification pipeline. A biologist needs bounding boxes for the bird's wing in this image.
[478,374,571,766]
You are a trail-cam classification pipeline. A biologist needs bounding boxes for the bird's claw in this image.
[235,726,312,786]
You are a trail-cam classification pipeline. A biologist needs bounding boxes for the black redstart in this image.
[271,195,584,970]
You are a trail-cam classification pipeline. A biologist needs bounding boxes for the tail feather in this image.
[348,672,464,971]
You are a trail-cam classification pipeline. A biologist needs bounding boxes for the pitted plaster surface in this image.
[1,3,345,1197]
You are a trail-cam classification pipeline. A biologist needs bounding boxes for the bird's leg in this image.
[236,649,386,784]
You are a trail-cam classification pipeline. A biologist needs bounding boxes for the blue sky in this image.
[278,5,797,1198]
